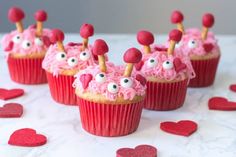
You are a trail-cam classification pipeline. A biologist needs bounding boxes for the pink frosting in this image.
[73,64,146,101]
[138,48,195,81]
[175,28,220,56]
[1,26,51,56]
[42,43,96,76]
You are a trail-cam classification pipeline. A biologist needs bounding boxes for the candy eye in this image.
[95,73,106,83]
[22,40,32,49]
[147,58,158,68]
[107,82,119,94]
[67,57,78,67]
[175,41,182,48]
[12,35,21,43]
[120,78,133,88]
[56,52,67,61]
[188,40,198,48]
[80,51,91,61]
[34,38,43,46]
[162,60,173,70]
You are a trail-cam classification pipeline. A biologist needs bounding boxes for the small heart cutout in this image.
[154,46,168,52]
[80,74,93,89]
[229,84,236,92]
[0,103,23,118]
[42,36,51,47]
[160,120,198,137]
[135,61,144,71]
[5,41,14,51]
[116,145,157,157]
[208,97,236,111]
[173,58,187,73]
[8,128,47,147]
[203,43,214,53]
[0,88,24,100]
[136,74,147,86]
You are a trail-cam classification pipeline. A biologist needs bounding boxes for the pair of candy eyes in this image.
[176,40,198,48]
[12,35,43,49]
[147,58,173,70]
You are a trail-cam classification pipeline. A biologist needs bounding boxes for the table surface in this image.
[0,34,236,157]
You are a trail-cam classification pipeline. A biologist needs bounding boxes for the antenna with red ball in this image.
[8,7,25,33]
[201,13,215,40]
[171,10,185,33]
[80,23,94,50]
[93,39,109,72]
[167,29,182,55]
[123,48,142,77]
[51,29,65,52]
[137,30,154,54]
[34,10,48,37]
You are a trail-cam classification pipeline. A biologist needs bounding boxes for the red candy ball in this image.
[202,13,215,28]
[80,23,94,38]
[8,7,25,23]
[169,29,182,42]
[123,48,142,64]
[137,30,154,46]
[171,10,184,24]
[93,39,109,55]
[34,10,48,22]
[51,29,65,43]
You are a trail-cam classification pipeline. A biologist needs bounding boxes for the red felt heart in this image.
[80,74,93,89]
[208,97,236,111]
[136,74,147,86]
[5,41,14,51]
[8,128,47,147]
[160,120,198,137]
[173,58,187,73]
[116,145,157,157]
[229,84,236,92]
[154,46,168,52]
[135,61,144,71]
[0,88,24,100]
[0,103,23,118]
[203,43,214,53]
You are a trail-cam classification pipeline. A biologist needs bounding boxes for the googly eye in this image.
[67,57,78,67]
[120,78,133,88]
[107,82,119,94]
[162,60,173,70]
[147,58,158,68]
[95,73,106,83]
[56,52,67,61]
[80,51,91,61]
[34,37,43,46]
[188,40,198,48]
[175,41,182,48]
[22,40,32,49]
[12,35,21,43]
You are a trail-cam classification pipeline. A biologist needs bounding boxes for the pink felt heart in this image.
[116,145,157,157]
[203,43,214,53]
[0,103,23,118]
[0,88,24,100]
[135,61,144,71]
[8,128,47,147]
[208,97,236,111]
[173,58,187,73]
[160,120,198,137]
[80,74,93,89]
[229,84,236,92]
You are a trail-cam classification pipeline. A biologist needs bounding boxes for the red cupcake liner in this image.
[189,56,220,87]
[46,72,77,106]
[7,56,47,84]
[145,79,188,111]
[77,97,144,137]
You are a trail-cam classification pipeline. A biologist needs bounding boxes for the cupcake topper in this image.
[51,29,65,52]
[93,39,109,72]
[201,13,215,40]
[80,23,94,50]
[167,29,182,55]
[171,10,185,33]
[137,30,154,54]
[123,48,142,77]
[8,7,25,33]
[34,10,48,37]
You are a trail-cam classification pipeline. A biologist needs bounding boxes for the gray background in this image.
[0,0,234,34]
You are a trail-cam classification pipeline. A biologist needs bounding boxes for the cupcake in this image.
[42,25,96,105]
[1,7,51,84]
[136,29,195,111]
[171,11,220,87]
[73,39,146,137]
